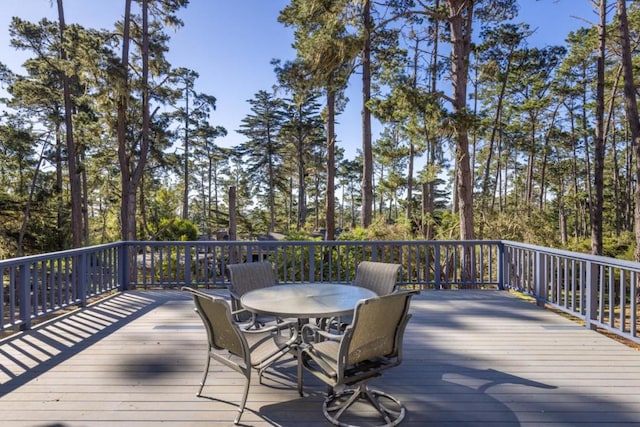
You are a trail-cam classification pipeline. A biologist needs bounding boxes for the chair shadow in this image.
[259,363,557,426]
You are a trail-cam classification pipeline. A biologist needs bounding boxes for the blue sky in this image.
[0,0,597,161]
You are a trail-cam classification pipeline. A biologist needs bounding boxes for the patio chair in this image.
[353,260,401,296]
[298,290,418,426]
[182,287,298,425]
[227,261,277,326]
[321,261,401,332]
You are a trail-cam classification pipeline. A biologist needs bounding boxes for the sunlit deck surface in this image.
[1,289,640,427]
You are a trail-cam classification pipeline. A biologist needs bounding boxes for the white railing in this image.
[126,240,502,289]
[2,239,638,345]
[502,241,639,344]
[1,243,122,332]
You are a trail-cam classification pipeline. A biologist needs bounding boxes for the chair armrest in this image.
[229,289,242,307]
[231,307,258,328]
[231,307,249,316]
[301,323,341,344]
[244,319,299,340]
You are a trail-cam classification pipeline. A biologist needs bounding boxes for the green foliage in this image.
[478,209,562,248]
[154,218,198,241]
[565,233,635,260]
[339,216,413,241]
[431,211,461,240]
[285,229,322,241]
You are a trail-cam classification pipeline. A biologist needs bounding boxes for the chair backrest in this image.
[227,261,277,296]
[183,288,247,358]
[343,291,416,366]
[352,261,401,296]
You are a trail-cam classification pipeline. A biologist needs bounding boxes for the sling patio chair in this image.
[227,261,278,327]
[182,287,298,425]
[353,260,401,296]
[298,290,418,426]
[321,261,401,332]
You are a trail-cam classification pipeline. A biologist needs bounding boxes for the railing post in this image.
[497,242,505,290]
[184,244,192,286]
[585,261,598,331]
[534,251,544,305]
[119,242,129,291]
[309,245,316,282]
[77,252,88,307]
[18,263,31,331]
[434,244,441,290]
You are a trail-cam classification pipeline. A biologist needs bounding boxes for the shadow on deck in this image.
[1,290,640,426]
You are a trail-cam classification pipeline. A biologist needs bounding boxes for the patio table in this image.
[240,282,376,319]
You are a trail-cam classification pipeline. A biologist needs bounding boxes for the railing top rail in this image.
[0,242,123,268]
[1,239,505,268]
[4,240,637,272]
[502,240,640,271]
[125,239,504,247]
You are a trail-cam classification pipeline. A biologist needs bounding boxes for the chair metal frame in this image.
[298,290,418,426]
[182,287,298,425]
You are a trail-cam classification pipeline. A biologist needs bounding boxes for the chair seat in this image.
[303,340,340,381]
[245,330,295,367]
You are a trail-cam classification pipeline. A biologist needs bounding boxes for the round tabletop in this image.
[240,283,377,318]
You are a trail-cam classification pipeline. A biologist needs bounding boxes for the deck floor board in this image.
[1,289,640,426]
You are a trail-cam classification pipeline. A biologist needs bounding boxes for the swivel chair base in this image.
[323,384,406,427]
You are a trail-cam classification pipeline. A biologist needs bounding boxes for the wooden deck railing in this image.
[126,240,502,289]
[1,239,638,344]
[502,240,639,344]
[0,243,122,333]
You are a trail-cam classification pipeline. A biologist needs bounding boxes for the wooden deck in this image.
[1,289,640,427]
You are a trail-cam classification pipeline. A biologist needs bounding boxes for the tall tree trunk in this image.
[567,108,580,239]
[57,0,82,248]
[490,128,503,212]
[326,88,336,241]
[81,150,89,245]
[17,143,47,256]
[539,104,560,210]
[481,44,514,215]
[406,36,419,222]
[56,127,64,248]
[182,78,190,219]
[591,0,607,255]
[604,65,622,234]
[558,179,568,245]
[118,0,151,243]
[361,0,373,228]
[296,109,307,229]
[118,0,133,241]
[525,121,536,207]
[139,0,151,214]
[618,0,640,261]
[268,138,276,233]
[314,175,320,231]
[581,63,593,236]
[626,125,634,232]
[447,0,475,240]
[424,0,439,240]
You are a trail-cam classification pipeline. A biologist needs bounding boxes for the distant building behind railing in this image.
[1,240,638,345]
